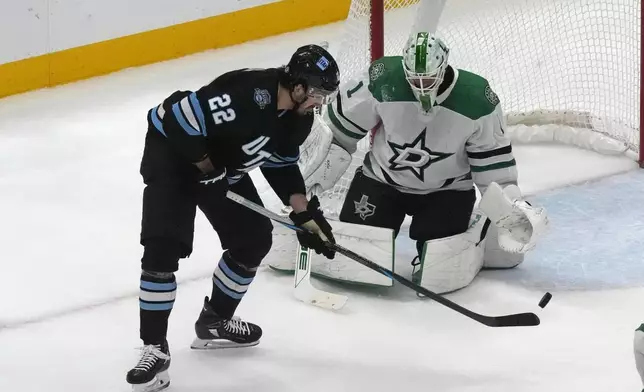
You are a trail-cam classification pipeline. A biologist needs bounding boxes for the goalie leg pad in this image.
[298,114,352,194]
[264,222,300,272]
[303,143,352,193]
[414,212,488,294]
[265,220,395,287]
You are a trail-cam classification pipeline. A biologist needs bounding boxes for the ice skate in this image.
[190,297,262,350]
[126,341,171,392]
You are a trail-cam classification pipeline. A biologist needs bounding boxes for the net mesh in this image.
[310,0,641,217]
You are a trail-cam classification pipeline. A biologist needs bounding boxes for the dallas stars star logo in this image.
[387,128,453,181]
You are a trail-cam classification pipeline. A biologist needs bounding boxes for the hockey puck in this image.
[538,292,552,308]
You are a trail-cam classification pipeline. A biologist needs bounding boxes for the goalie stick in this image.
[225,191,540,328]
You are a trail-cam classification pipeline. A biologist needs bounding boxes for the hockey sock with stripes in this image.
[139,270,176,345]
[209,251,257,318]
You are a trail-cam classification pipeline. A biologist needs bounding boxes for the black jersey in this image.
[147,68,311,204]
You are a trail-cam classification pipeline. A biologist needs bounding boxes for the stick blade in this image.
[489,312,541,327]
[294,245,348,310]
[294,283,348,310]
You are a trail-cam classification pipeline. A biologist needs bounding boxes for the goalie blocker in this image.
[266,182,548,294]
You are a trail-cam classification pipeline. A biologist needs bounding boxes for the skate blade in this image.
[131,371,170,392]
[190,338,260,350]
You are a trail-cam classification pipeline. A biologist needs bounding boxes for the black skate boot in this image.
[190,297,262,350]
[126,341,171,392]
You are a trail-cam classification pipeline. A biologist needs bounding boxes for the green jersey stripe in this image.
[327,103,365,140]
[470,159,516,172]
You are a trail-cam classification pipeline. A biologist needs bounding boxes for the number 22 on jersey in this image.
[208,94,236,124]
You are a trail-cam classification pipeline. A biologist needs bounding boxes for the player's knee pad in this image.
[229,226,273,269]
[413,212,489,294]
[266,220,395,287]
[482,223,525,269]
[141,238,183,273]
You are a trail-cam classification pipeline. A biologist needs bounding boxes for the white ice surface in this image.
[0,21,643,391]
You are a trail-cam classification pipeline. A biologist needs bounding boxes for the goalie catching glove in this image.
[479,182,549,254]
[289,196,336,259]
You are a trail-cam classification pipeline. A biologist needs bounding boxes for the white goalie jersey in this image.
[265,56,547,295]
[323,56,518,195]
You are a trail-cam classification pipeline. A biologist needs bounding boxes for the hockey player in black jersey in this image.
[126,44,340,392]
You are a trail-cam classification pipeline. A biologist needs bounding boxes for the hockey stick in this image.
[226,191,540,328]
[228,191,348,310]
[293,244,348,310]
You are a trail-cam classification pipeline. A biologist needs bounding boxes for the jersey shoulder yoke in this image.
[367,56,416,103]
[439,69,500,120]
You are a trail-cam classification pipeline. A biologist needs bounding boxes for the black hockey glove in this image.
[196,158,228,200]
[289,196,336,259]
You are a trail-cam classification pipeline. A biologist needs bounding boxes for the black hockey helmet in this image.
[281,44,340,105]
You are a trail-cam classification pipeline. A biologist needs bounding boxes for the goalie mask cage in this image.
[305,0,642,218]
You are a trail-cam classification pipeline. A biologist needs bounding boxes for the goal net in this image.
[301,0,642,218]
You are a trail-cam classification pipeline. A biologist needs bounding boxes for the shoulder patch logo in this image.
[254,88,271,109]
[380,85,393,102]
[370,62,386,81]
[484,85,499,106]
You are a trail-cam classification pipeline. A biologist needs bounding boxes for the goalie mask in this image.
[402,32,449,110]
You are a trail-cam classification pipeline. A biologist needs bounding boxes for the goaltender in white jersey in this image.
[267,32,548,294]
[635,324,644,390]
[331,50,514,196]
